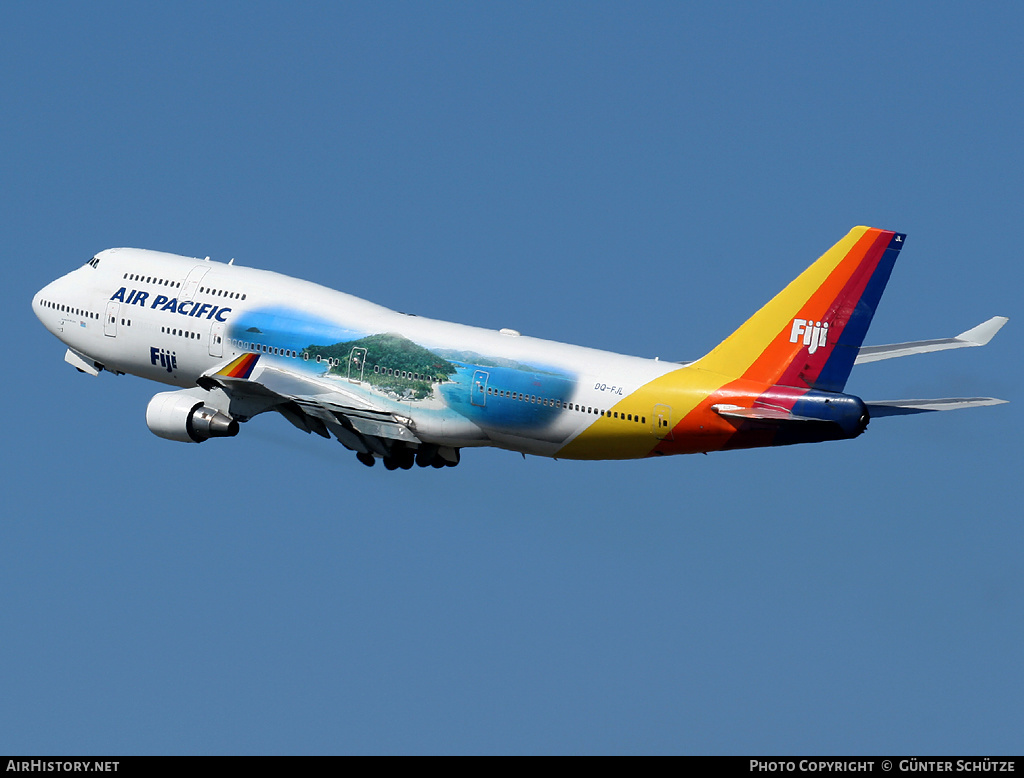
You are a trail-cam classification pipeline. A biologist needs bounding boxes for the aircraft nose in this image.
[33,278,63,333]
[33,281,51,320]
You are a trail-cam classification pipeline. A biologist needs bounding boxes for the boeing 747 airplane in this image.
[33,227,1007,469]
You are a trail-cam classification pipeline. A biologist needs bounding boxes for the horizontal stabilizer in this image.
[866,397,1008,417]
[855,316,1008,364]
[711,404,823,423]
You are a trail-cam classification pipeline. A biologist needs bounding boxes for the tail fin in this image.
[692,226,904,392]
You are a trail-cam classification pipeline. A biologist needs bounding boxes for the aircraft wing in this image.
[855,316,1007,364]
[197,354,420,457]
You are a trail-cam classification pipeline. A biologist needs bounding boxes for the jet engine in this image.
[146,390,239,443]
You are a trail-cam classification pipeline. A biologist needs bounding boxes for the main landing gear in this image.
[356,444,460,470]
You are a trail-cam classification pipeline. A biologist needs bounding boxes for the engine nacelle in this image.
[146,390,239,443]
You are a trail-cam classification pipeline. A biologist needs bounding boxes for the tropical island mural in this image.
[303,333,457,400]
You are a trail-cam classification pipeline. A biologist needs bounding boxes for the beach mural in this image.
[227,307,577,430]
[305,333,457,401]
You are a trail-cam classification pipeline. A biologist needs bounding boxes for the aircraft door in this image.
[470,370,489,407]
[348,347,367,383]
[209,322,225,357]
[104,301,119,337]
[653,403,673,440]
[180,266,209,302]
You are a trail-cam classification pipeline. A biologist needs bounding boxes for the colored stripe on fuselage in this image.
[556,227,902,459]
[217,352,260,379]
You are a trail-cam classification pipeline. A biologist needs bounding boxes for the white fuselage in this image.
[34,249,680,458]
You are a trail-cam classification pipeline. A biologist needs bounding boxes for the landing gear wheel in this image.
[356,452,375,468]
[416,446,437,467]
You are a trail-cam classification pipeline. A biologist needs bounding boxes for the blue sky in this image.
[2,3,1021,754]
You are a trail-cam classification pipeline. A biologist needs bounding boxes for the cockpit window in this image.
[86,256,100,269]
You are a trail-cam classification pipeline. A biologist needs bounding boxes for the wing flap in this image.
[348,415,421,443]
[291,398,420,443]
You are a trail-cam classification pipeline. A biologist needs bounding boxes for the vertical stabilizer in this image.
[692,226,904,392]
